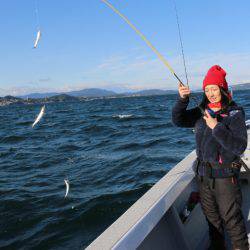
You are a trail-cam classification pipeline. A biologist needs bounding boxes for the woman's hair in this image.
[199,87,234,111]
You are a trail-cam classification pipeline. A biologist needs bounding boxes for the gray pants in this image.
[196,176,249,250]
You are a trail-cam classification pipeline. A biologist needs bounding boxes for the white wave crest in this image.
[114,114,133,119]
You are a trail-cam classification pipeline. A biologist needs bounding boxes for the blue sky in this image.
[0,0,250,96]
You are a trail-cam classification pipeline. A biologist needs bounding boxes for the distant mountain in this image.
[67,88,116,97]
[0,94,80,106]
[3,95,23,101]
[18,88,178,99]
[48,94,79,102]
[13,83,250,100]
[0,88,181,107]
[3,84,250,107]
[20,92,59,99]
[134,89,177,96]
[0,95,25,106]
[231,83,250,90]
[19,88,116,99]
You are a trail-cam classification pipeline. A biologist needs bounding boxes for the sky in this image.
[0,0,250,96]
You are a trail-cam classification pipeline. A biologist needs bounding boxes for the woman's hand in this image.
[178,83,190,99]
[203,110,218,129]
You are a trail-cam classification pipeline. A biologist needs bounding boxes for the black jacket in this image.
[172,97,248,164]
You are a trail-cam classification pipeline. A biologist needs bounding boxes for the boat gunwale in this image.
[86,150,197,249]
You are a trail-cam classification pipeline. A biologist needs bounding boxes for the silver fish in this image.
[64,179,70,198]
[34,30,41,48]
[32,105,45,128]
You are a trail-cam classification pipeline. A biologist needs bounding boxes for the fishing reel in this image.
[207,108,217,118]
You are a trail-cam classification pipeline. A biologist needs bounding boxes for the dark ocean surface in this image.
[1,90,249,249]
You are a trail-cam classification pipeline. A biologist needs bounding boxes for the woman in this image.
[172,65,249,250]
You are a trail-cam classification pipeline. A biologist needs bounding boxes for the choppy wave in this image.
[113,114,133,119]
[1,135,26,143]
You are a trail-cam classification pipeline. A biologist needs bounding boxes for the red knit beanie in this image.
[203,65,228,90]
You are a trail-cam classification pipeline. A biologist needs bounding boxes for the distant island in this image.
[230,82,250,90]
[0,88,177,106]
[0,83,249,107]
[18,88,178,99]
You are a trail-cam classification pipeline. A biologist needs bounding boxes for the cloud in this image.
[1,51,250,96]
[39,77,51,82]
[185,52,250,88]
[97,55,129,70]
[84,51,250,90]
[0,86,58,97]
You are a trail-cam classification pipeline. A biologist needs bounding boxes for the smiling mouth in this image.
[210,98,217,102]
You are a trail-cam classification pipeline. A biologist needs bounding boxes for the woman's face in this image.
[204,84,221,103]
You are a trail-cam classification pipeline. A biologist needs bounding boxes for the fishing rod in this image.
[101,0,207,116]
[101,0,185,87]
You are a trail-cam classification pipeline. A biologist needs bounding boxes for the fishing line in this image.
[171,0,207,115]
[172,0,189,87]
[34,0,40,30]
[33,0,41,48]
[171,0,204,114]
[101,0,185,86]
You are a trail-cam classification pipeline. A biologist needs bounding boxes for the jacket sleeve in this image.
[212,110,248,156]
[172,97,202,128]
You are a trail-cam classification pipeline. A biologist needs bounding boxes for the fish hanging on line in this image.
[32,105,45,128]
[33,30,41,48]
[64,179,70,198]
